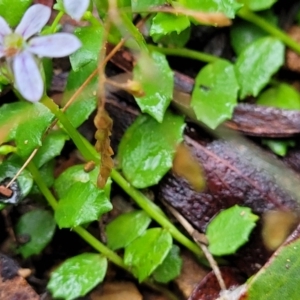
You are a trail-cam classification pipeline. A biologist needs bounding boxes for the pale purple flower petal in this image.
[0,16,12,44]
[64,0,89,21]
[0,45,4,58]
[15,4,51,40]
[28,33,81,57]
[13,51,43,102]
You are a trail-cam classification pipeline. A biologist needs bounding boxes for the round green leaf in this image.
[257,83,300,110]
[240,0,278,11]
[47,253,107,300]
[54,164,99,199]
[70,24,104,71]
[106,210,151,250]
[150,13,190,42]
[206,205,259,256]
[33,130,68,168]
[133,51,174,122]
[55,181,112,228]
[235,37,284,99]
[0,102,54,157]
[132,0,165,12]
[0,0,32,27]
[15,209,56,258]
[124,228,173,282]
[230,10,278,55]
[152,245,182,283]
[118,110,185,188]
[191,59,239,129]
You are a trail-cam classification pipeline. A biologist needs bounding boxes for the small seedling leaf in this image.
[206,205,259,256]
[191,59,239,129]
[150,13,190,42]
[235,37,284,99]
[118,111,185,188]
[106,210,151,250]
[124,228,173,282]
[47,253,107,300]
[15,209,56,258]
[55,181,112,228]
[33,130,68,168]
[152,244,182,283]
[133,51,174,122]
[0,102,54,157]
[70,24,104,71]
[54,164,111,199]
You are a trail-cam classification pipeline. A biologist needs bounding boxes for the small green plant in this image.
[0,0,300,299]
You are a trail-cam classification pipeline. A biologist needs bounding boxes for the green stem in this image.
[148,45,218,63]
[110,169,206,262]
[41,96,97,163]
[27,161,127,269]
[49,10,64,33]
[237,7,300,55]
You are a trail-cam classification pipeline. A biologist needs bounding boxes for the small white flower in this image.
[63,0,90,21]
[0,4,82,102]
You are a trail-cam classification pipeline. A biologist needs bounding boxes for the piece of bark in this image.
[0,254,39,300]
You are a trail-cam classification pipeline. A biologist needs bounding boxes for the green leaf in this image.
[118,111,185,188]
[256,83,300,157]
[245,237,300,299]
[133,51,174,122]
[70,24,104,71]
[241,0,278,11]
[235,37,284,99]
[191,59,239,129]
[48,253,107,300]
[63,61,98,128]
[55,164,99,198]
[257,83,300,110]
[158,27,191,48]
[0,161,33,201]
[0,102,54,157]
[132,0,165,12]
[124,228,172,282]
[152,245,182,283]
[33,130,68,168]
[0,0,32,27]
[230,10,278,55]
[181,0,243,18]
[55,181,112,228]
[206,205,259,256]
[150,13,190,42]
[261,139,295,157]
[106,210,151,250]
[15,209,56,258]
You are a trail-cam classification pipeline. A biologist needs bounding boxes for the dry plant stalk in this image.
[94,106,114,188]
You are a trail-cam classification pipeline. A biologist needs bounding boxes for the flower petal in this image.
[15,4,51,40]
[64,0,90,21]
[0,16,12,44]
[13,51,43,102]
[28,33,81,57]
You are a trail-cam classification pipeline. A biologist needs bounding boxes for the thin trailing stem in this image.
[49,10,64,33]
[148,45,218,63]
[237,7,300,55]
